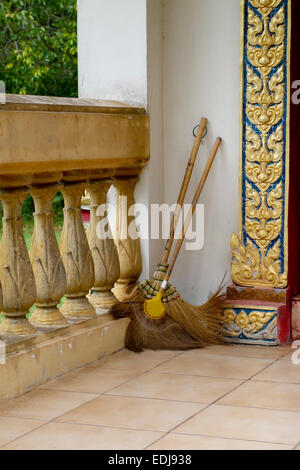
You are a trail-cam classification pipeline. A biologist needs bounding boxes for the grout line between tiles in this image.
[103,390,300,414]
[49,420,171,434]
[250,378,300,385]
[0,420,164,450]
[0,414,47,423]
[38,349,184,393]
[115,370,266,381]
[103,392,208,405]
[210,402,300,414]
[0,349,295,450]
[40,351,184,391]
[293,441,300,450]
[168,431,294,447]
[278,348,294,360]
[43,369,256,383]
[180,353,291,361]
[0,420,52,450]
[0,351,186,450]
[0,392,103,450]
[39,371,144,395]
[144,354,288,450]
[250,377,300,384]
[95,351,186,396]
[0,388,99,402]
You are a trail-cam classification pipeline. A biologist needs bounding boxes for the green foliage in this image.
[22,194,35,222]
[22,192,64,224]
[0,191,64,231]
[0,0,78,97]
[52,190,64,225]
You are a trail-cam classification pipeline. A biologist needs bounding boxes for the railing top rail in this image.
[1,94,146,115]
[0,94,149,178]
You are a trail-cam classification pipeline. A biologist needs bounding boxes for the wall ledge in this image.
[0,315,130,399]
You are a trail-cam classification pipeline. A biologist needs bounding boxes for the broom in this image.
[113,118,207,305]
[144,137,222,316]
[161,118,208,266]
[113,135,225,352]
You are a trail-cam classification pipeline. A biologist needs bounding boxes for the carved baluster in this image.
[87,180,120,312]
[60,182,96,321]
[0,188,36,339]
[29,183,67,329]
[113,177,142,301]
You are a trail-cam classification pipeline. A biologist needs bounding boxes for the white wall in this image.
[78,0,241,304]
[78,0,147,107]
[162,0,240,303]
[145,0,165,275]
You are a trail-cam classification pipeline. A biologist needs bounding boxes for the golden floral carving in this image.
[231,0,289,288]
[221,306,278,342]
[250,0,282,17]
[231,233,287,288]
[248,6,285,77]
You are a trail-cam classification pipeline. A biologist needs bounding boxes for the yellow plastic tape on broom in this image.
[144,293,165,319]
[144,279,168,319]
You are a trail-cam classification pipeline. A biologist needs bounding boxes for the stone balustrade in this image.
[0,95,149,341]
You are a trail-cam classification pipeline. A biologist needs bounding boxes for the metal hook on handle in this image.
[193,123,208,140]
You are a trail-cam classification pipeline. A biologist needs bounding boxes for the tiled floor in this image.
[1,344,300,450]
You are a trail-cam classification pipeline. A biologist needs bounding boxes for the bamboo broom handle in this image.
[159,137,222,293]
[161,117,208,264]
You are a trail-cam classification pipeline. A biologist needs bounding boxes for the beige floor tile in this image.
[254,360,300,384]
[175,404,300,445]
[41,367,140,394]
[203,344,291,360]
[148,433,292,450]
[100,349,181,372]
[280,348,299,362]
[153,351,273,380]
[219,380,300,411]
[0,389,98,421]
[56,394,204,432]
[108,372,242,403]
[1,422,163,450]
[0,417,42,448]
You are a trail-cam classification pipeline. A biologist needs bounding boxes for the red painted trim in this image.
[278,293,291,344]
[288,0,300,296]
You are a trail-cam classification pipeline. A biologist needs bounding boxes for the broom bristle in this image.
[112,290,226,352]
[164,292,226,345]
[111,264,226,352]
[126,302,205,352]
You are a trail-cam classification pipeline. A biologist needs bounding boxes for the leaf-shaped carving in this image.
[245,125,262,162]
[269,65,284,103]
[267,124,283,161]
[248,7,264,45]
[246,183,261,219]
[269,6,285,45]
[267,182,283,218]
[247,66,263,103]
